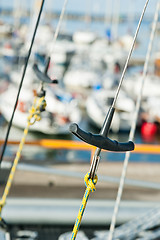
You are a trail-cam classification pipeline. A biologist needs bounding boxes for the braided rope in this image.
[0,96,46,217]
[0,0,45,165]
[70,172,98,240]
[0,0,68,223]
[28,96,46,124]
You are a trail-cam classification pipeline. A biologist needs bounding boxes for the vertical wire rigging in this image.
[0,0,69,220]
[49,0,69,58]
[108,1,160,239]
[111,0,150,109]
[88,0,150,183]
[0,0,45,166]
[0,0,69,166]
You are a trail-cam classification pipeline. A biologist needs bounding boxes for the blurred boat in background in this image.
[0,1,160,239]
[0,79,82,135]
[86,87,135,132]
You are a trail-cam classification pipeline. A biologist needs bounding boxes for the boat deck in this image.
[0,161,160,230]
[1,161,160,201]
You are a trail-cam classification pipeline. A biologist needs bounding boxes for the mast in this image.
[112,0,120,41]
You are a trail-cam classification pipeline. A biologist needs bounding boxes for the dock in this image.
[0,160,160,229]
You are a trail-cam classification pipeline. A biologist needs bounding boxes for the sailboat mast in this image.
[112,0,120,40]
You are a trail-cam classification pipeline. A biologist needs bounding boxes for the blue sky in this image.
[0,0,158,16]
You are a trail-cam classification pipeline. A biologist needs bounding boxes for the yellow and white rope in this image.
[0,0,68,221]
[0,95,46,220]
[70,172,98,240]
[0,120,30,213]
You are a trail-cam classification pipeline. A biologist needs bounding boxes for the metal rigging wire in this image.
[85,0,150,185]
[108,1,159,239]
[0,0,69,166]
[111,0,150,108]
[50,0,69,57]
[0,0,45,166]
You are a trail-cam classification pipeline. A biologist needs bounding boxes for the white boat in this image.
[0,40,27,64]
[117,34,134,51]
[86,88,135,132]
[102,46,128,73]
[63,68,100,90]
[63,45,103,91]
[45,85,82,124]
[63,37,129,91]
[0,21,13,37]
[123,73,160,100]
[140,96,160,128]
[47,40,75,67]
[73,30,97,45]
[0,83,82,135]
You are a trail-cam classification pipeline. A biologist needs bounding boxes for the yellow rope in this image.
[70,172,98,240]
[0,95,46,217]
[28,96,46,124]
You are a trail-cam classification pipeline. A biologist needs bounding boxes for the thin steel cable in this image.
[0,0,45,166]
[89,0,150,181]
[111,0,150,108]
[108,1,159,240]
[50,0,69,57]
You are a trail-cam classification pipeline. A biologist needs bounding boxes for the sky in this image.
[0,0,158,16]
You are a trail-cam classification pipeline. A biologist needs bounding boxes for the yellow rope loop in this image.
[84,172,98,192]
[27,96,46,125]
[39,98,47,111]
[27,97,37,124]
[70,173,98,240]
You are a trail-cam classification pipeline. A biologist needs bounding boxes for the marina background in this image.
[0,0,160,164]
[0,1,160,240]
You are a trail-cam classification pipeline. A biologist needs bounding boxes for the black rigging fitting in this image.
[33,57,58,85]
[70,106,134,180]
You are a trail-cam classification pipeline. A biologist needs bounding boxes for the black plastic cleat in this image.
[70,123,134,152]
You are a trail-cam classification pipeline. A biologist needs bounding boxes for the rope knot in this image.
[27,96,46,125]
[84,172,98,192]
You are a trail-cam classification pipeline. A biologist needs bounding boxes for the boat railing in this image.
[0,139,160,155]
